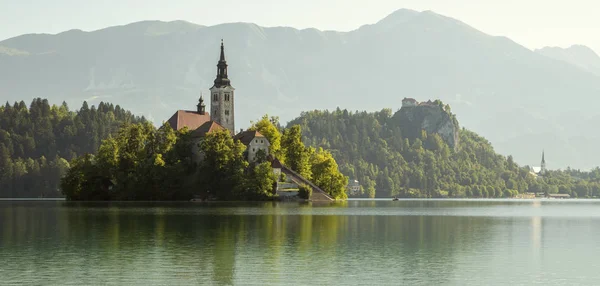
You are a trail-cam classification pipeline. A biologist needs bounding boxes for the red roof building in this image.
[191,121,226,138]
[233,130,267,146]
[167,110,211,131]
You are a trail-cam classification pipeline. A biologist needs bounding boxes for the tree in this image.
[281,125,312,180]
[197,129,248,200]
[246,162,277,198]
[310,148,349,199]
[250,115,283,159]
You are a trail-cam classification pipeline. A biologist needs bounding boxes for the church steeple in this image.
[213,39,231,88]
[541,151,545,164]
[540,150,547,173]
[209,39,235,134]
[197,94,206,115]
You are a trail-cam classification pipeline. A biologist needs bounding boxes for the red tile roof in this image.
[167,110,211,131]
[233,130,266,145]
[191,121,226,138]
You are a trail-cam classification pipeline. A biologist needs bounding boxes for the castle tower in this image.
[540,150,546,174]
[210,40,235,134]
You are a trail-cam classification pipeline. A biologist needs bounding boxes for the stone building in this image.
[402,97,418,107]
[233,130,270,163]
[164,40,271,164]
[210,40,235,134]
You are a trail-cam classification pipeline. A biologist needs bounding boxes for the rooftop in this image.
[234,130,268,146]
[191,121,226,138]
[167,110,210,131]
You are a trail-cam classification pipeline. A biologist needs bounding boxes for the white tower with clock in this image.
[210,40,235,134]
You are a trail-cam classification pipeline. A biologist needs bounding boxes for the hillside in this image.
[2,9,600,169]
[290,105,600,198]
[289,105,534,198]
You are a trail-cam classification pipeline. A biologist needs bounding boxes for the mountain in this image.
[536,45,600,76]
[2,9,600,169]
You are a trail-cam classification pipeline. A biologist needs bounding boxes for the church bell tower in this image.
[540,150,547,174]
[210,40,235,134]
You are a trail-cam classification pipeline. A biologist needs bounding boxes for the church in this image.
[166,40,269,163]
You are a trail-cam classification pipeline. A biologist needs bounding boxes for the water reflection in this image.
[2,200,600,285]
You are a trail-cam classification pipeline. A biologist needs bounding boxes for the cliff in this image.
[392,101,460,150]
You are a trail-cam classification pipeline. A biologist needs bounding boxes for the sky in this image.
[1,0,599,54]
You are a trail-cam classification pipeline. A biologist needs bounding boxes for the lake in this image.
[1,199,599,285]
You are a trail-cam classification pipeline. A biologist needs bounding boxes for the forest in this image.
[288,108,600,198]
[0,99,143,197]
[3,98,600,199]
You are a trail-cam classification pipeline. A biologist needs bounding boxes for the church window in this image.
[225,110,230,115]
[253,148,256,152]
[213,93,218,101]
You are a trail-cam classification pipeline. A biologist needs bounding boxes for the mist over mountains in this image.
[1,9,600,170]
[536,45,600,76]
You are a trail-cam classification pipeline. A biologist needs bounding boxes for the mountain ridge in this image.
[536,44,600,76]
[1,9,600,170]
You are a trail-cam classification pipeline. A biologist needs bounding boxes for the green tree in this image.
[281,125,312,180]
[310,148,349,199]
[250,115,283,159]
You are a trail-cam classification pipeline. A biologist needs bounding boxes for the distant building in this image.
[540,150,547,173]
[233,130,270,163]
[402,98,418,107]
[347,180,361,195]
[547,193,570,199]
[529,150,548,178]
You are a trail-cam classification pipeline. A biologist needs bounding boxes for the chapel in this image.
[165,40,270,162]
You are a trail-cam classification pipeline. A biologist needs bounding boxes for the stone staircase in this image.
[279,165,334,202]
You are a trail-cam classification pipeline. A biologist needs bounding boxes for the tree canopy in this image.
[288,107,600,198]
[0,98,143,198]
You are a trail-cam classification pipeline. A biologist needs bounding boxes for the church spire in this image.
[540,150,547,174]
[542,150,545,164]
[220,39,226,61]
[197,93,206,115]
[213,39,231,88]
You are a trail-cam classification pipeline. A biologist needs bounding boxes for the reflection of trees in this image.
[1,200,503,285]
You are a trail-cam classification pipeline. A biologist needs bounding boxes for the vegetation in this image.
[7,98,600,200]
[251,116,348,200]
[195,129,277,201]
[60,109,347,201]
[298,183,312,200]
[0,98,143,198]
[288,106,600,198]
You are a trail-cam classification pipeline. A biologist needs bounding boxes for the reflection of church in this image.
[165,40,269,162]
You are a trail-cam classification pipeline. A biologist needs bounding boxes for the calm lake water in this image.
[1,199,600,285]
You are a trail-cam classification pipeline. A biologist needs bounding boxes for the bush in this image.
[298,183,312,200]
[280,172,287,182]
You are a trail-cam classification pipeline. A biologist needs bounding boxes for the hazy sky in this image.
[1,0,599,53]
